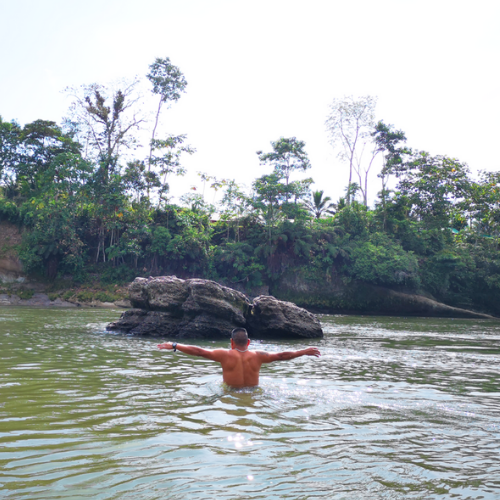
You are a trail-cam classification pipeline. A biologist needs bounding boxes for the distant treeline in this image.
[1,58,500,315]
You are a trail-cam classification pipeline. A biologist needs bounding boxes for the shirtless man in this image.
[157,327,321,388]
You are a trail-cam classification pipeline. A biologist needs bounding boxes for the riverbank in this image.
[0,292,130,308]
[2,221,500,318]
[0,281,131,308]
[1,279,496,320]
[271,270,498,320]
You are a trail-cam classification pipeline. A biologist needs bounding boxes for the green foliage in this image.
[467,171,500,236]
[99,265,138,285]
[0,198,20,223]
[347,233,420,287]
[417,243,500,315]
[166,215,212,273]
[419,250,461,296]
[149,134,194,203]
[333,203,371,239]
[149,226,171,254]
[75,290,95,302]
[305,224,346,278]
[94,291,121,302]
[3,66,500,317]
[250,218,313,280]
[304,190,336,219]
[17,288,34,300]
[257,137,311,188]
[19,194,86,279]
[256,137,312,209]
[147,57,187,104]
[210,241,265,287]
[392,152,471,229]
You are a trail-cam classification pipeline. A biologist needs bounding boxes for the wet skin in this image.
[157,339,321,388]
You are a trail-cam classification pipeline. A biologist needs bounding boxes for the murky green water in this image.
[1,308,500,499]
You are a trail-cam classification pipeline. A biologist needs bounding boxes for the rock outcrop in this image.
[272,271,497,319]
[107,276,324,339]
[247,295,323,339]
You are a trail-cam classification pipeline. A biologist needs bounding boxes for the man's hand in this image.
[158,342,174,350]
[303,347,321,357]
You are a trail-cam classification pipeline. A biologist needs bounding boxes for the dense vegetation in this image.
[1,59,500,315]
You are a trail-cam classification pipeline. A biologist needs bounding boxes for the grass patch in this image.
[94,291,121,303]
[72,288,123,303]
[75,291,95,302]
[17,288,34,300]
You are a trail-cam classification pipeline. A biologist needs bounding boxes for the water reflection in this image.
[0,308,499,498]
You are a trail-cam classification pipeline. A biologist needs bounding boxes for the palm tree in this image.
[304,190,336,219]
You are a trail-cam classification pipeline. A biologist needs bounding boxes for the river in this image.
[1,307,499,499]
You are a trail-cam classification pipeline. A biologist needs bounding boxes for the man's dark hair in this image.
[231,328,249,346]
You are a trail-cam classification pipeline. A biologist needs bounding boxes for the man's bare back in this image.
[157,328,321,388]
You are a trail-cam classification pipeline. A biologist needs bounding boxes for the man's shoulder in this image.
[214,348,231,355]
[254,350,272,358]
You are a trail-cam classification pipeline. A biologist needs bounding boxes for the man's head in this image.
[231,327,249,348]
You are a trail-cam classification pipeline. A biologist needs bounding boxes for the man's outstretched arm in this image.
[257,347,321,363]
[158,342,226,362]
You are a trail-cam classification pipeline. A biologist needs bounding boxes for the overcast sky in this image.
[1,0,499,205]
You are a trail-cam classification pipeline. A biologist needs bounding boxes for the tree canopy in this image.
[2,73,500,317]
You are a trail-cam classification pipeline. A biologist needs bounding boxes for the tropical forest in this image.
[1,58,500,316]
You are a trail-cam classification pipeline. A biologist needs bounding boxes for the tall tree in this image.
[371,120,408,230]
[0,117,22,197]
[467,171,500,236]
[392,152,472,230]
[65,80,145,262]
[372,121,408,191]
[145,57,192,202]
[251,172,287,244]
[149,134,194,206]
[1,118,81,199]
[257,137,311,204]
[325,95,376,205]
[146,57,187,156]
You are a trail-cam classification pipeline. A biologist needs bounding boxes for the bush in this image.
[333,204,371,239]
[76,291,94,302]
[99,265,138,285]
[94,291,120,303]
[348,232,420,288]
[17,288,34,300]
[209,241,265,288]
[0,199,20,223]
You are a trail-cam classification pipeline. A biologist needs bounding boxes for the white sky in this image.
[1,0,499,206]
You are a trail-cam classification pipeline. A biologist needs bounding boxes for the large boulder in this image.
[246,295,324,339]
[107,276,323,340]
[129,276,189,312]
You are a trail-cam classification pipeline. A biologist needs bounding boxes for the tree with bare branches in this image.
[325,95,376,206]
[65,80,144,182]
